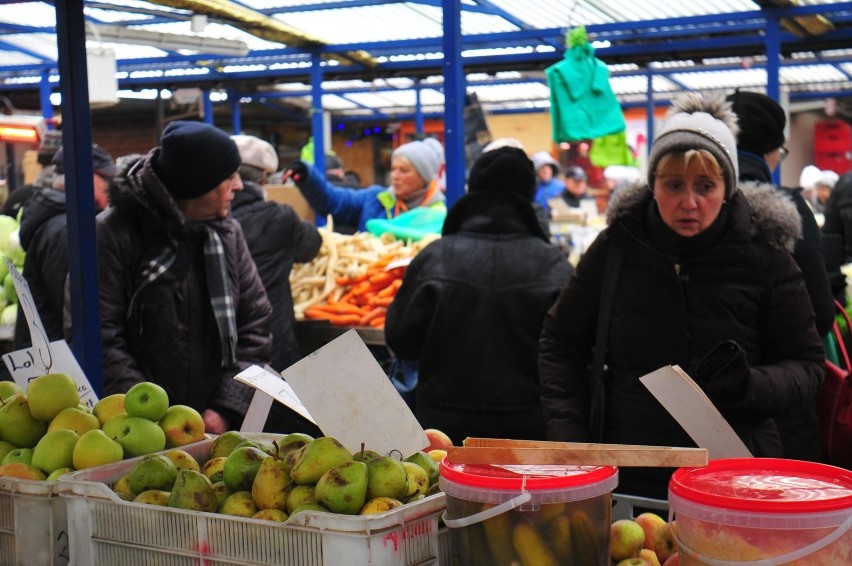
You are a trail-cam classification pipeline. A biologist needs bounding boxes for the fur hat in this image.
[647,92,740,197]
[231,135,278,174]
[392,138,444,183]
[154,121,241,199]
[726,90,786,155]
[467,147,536,200]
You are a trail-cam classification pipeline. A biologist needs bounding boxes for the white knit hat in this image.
[392,138,444,183]
[648,92,740,197]
[231,134,279,174]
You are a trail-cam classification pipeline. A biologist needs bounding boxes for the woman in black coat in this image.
[539,93,825,499]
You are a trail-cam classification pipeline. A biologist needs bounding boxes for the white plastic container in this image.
[669,458,852,565]
[58,434,446,565]
[0,475,69,566]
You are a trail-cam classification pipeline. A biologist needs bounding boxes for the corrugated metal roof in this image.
[1,1,851,118]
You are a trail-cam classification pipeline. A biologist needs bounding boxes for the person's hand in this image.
[282,160,308,183]
[203,408,230,434]
[689,339,749,412]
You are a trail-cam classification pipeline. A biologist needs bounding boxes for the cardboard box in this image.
[264,183,315,222]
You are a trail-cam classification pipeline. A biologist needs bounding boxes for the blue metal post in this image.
[646,71,655,157]
[765,14,782,185]
[54,0,103,394]
[39,70,53,122]
[202,90,213,125]
[310,50,326,174]
[414,80,424,135]
[442,0,465,207]
[229,89,241,134]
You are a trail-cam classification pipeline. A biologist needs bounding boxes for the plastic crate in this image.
[0,475,69,566]
[611,492,669,521]
[58,434,446,565]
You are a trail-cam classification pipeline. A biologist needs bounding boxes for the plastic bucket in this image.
[669,458,852,565]
[439,459,617,565]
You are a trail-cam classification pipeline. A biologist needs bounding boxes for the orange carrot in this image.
[310,302,366,316]
[369,316,386,328]
[368,272,394,286]
[377,279,402,298]
[359,307,386,326]
[368,296,394,307]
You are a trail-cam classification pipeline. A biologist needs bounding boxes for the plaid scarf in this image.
[130,224,238,367]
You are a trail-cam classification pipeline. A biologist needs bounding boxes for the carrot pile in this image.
[290,220,439,328]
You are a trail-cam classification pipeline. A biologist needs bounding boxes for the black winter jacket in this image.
[822,171,852,261]
[95,151,272,423]
[385,192,573,444]
[16,188,67,347]
[230,182,321,371]
[539,183,825,498]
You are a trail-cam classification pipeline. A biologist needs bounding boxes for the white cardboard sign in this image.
[235,364,316,432]
[640,365,752,460]
[2,259,98,408]
[239,330,428,457]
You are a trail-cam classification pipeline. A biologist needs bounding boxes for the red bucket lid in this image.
[440,459,617,491]
[670,458,852,513]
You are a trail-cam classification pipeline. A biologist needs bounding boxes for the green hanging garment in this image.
[589,130,637,168]
[546,26,626,142]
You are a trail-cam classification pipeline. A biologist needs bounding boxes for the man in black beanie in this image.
[91,120,272,435]
[384,147,573,444]
[728,90,833,462]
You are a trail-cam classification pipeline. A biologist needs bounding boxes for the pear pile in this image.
[0,374,207,482]
[117,431,442,522]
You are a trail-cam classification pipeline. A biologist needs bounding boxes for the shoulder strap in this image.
[589,237,623,441]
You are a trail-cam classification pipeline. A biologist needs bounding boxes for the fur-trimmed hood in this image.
[606,181,801,253]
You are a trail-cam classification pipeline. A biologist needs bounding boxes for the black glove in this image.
[284,160,308,183]
[689,339,749,412]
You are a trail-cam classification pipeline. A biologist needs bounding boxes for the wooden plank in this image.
[447,445,707,468]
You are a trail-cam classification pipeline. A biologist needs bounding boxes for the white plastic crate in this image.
[58,434,446,565]
[0,475,69,566]
[611,492,669,521]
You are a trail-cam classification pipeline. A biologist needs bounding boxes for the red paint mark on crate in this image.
[383,530,402,551]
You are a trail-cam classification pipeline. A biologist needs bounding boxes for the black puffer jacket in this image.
[16,188,67,346]
[385,192,573,444]
[539,182,825,499]
[230,181,321,371]
[822,171,852,261]
[96,151,272,423]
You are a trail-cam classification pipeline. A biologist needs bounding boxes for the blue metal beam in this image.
[442,0,465,207]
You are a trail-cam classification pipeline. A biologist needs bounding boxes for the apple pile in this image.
[0,375,206,481]
[118,431,443,522]
[611,513,678,566]
[0,213,23,326]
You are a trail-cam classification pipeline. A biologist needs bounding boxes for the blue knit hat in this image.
[392,138,444,184]
[154,121,241,199]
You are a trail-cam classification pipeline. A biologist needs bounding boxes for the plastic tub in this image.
[669,458,852,565]
[439,459,617,565]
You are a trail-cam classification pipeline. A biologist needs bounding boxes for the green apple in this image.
[1,447,33,466]
[32,429,79,474]
[47,406,100,436]
[102,412,129,439]
[46,467,74,481]
[26,373,80,421]
[0,393,49,448]
[0,440,16,463]
[72,429,123,470]
[124,382,169,421]
[0,381,23,402]
[611,519,647,562]
[93,394,125,426]
[158,404,205,448]
[114,416,166,458]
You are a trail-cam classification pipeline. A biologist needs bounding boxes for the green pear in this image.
[219,490,257,517]
[164,449,200,472]
[0,393,49,448]
[1,447,33,466]
[211,481,233,510]
[222,446,267,492]
[278,432,313,458]
[405,451,440,487]
[113,473,135,500]
[32,428,79,474]
[282,445,304,478]
[27,373,80,421]
[201,456,227,484]
[253,509,288,522]
[353,449,382,462]
[251,450,291,512]
[286,484,316,514]
[133,489,170,506]
[315,461,368,515]
[366,456,408,500]
[289,437,352,485]
[209,431,246,459]
[167,469,217,512]
[129,454,178,495]
[402,461,430,497]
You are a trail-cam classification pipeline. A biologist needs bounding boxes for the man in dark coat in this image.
[386,147,573,444]
[230,134,323,436]
[728,90,832,462]
[16,143,115,348]
[95,121,272,434]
